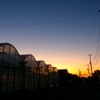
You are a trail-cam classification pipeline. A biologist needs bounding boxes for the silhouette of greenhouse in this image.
[0,42,59,94]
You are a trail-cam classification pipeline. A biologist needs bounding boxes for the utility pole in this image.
[87,64,90,77]
[78,68,81,78]
[89,54,93,76]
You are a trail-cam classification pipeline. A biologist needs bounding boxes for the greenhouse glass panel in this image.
[15,69,20,77]
[15,82,20,90]
[2,75,7,83]
[10,46,16,54]
[0,46,3,52]
[2,84,7,91]
[0,66,1,82]
[3,54,9,65]
[8,84,13,91]
[4,45,9,54]
[8,76,14,83]
[0,53,2,61]
[2,68,8,75]
[9,68,14,75]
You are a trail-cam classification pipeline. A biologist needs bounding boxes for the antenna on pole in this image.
[89,54,93,76]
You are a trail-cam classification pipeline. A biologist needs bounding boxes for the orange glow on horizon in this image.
[19,50,100,77]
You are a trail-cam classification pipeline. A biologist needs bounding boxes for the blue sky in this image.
[0,0,100,76]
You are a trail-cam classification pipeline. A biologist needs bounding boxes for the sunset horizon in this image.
[0,0,100,78]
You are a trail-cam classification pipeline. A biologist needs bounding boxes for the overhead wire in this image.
[91,0,98,59]
[0,13,95,27]
[93,30,100,64]
[91,0,100,68]
[92,12,100,67]
[88,0,97,68]
[87,0,100,72]
[88,0,94,54]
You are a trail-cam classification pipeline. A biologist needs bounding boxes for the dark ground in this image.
[1,82,100,100]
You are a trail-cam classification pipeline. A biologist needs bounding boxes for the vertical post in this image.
[87,64,90,77]
[23,62,25,90]
[39,67,40,88]
[89,54,92,76]
[47,66,49,87]
[37,66,40,88]
[20,61,27,90]
[53,67,55,86]
[78,68,81,78]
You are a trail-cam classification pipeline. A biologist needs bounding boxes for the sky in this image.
[0,0,100,77]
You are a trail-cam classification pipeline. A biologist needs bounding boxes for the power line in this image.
[0,13,94,27]
[89,0,100,62]
[92,10,100,67]
[93,30,100,63]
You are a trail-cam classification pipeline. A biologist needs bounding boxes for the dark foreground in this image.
[1,82,100,100]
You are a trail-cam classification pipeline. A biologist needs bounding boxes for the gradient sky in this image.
[0,0,100,77]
